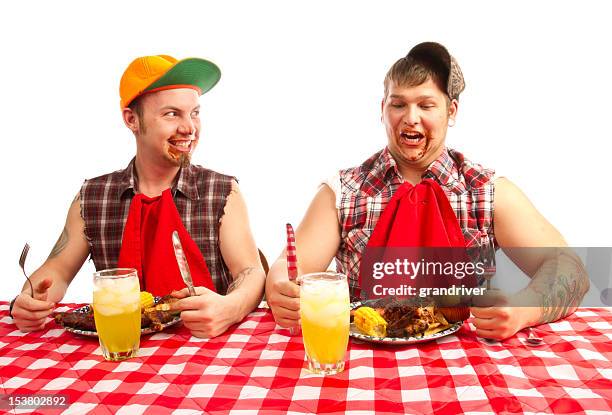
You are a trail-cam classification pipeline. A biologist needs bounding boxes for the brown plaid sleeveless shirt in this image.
[335,147,495,298]
[79,158,235,294]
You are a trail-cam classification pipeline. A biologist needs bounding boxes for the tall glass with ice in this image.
[93,268,141,361]
[299,272,350,375]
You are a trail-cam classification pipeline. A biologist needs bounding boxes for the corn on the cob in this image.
[140,291,155,309]
[354,306,387,337]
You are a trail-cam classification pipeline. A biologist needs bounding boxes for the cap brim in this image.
[144,58,221,95]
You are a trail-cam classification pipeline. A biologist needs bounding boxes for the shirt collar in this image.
[118,157,199,200]
[423,148,456,186]
[373,147,404,184]
[423,148,465,194]
[371,146,464,194]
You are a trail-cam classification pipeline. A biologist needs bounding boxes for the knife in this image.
[172,231,197,297]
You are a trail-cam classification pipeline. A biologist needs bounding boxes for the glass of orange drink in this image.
[299,272,350,374]
[93,268,141,361]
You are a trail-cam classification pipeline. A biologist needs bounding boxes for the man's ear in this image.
[448,98,459,122]
[122,107,140,134]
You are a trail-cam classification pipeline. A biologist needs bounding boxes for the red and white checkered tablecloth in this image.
[0,302,611,415]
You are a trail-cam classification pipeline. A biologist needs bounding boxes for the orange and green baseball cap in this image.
[119,55,221,108]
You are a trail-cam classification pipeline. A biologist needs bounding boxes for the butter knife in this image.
[172,231,196,297]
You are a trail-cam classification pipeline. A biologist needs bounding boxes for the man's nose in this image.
[403,107,419,126]
[177,116,196,136]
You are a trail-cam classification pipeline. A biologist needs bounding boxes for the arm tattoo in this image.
[529,251,590,324]
[48,226,69,259]
[226,267,255,293]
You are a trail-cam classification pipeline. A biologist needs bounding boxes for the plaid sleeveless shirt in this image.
[79,158,235,294]
[336,147,495,297]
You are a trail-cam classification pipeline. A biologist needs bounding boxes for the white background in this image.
[1,1,611,302]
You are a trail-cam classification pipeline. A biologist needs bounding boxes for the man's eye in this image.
[191,111,200,117]
[165,111,177,117]
[391,103,405,108]
[420,104,435,109]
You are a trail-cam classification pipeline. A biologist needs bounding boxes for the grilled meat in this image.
[54,306,96,331]
[54,296,180,333]
[377,299,442,338]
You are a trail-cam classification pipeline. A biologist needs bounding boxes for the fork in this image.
[19,243,35,298]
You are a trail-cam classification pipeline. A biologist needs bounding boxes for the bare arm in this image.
[265,184,341,327]
[171,181,266,338]
[12,192,90,331]
[493,178,589,325]
[218,180,266,320]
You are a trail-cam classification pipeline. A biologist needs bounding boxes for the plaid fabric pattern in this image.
[1,302,611,414]
[336,147,495,299]
[80,158,235,294]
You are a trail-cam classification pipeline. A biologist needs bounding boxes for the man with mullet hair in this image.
[266,42,589,340]
[10,55,266,339]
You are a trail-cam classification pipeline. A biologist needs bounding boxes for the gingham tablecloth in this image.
[0,302,611,415]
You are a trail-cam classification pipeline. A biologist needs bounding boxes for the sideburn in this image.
[137,116,147,134]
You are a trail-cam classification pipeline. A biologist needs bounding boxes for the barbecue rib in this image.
[54,296,180,332]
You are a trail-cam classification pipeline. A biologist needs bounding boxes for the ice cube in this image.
[117,291,139,307]
[114,277,138,292]
[320,301,349,320]
[94,278,114,289]
[93,290,116,306]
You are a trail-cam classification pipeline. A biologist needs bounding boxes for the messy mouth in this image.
[168,139,193,153]
[400,131,425,145]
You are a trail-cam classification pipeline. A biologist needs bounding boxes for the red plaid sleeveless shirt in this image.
[336,147,495,297]
[79,158,235,294]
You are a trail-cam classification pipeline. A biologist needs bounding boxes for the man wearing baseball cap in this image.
[11,55,266,338]
[266,42,589,340]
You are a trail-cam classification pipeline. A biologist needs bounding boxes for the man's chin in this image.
[396,146,427,164]
[167,151,191,168]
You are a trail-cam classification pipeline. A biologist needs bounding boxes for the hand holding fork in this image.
[11,243,55,332]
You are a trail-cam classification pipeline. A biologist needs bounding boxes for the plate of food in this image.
[53,293,181,337]
[350,298,467,345]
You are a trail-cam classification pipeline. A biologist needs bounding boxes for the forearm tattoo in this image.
[227,267,255,293]
[530,251,590,324]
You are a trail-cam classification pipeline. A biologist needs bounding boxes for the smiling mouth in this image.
[168,139,193,153]
[400,131,425,145]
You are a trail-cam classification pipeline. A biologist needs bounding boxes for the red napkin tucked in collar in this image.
[360,178,476,299]
[117,189,216,296]
[368,178,465,247]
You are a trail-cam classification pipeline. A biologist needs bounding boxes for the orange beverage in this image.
[300,272,350,374]
[93,268,141,361]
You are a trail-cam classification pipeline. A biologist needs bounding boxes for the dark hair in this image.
[128,95,144,119]
[383,55,450,106]
[128,96,146,133]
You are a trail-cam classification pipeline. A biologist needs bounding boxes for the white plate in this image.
[349,300,463,345]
